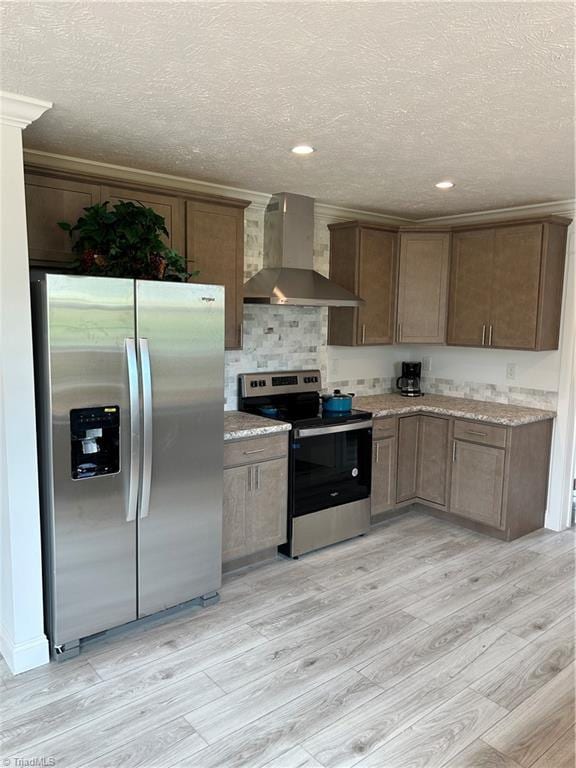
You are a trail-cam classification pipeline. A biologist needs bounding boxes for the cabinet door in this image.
[357,228,397,345]
[101,185,185,255]
[397,233,450,344]
[447,230,494,346]
[371,436,397,517]
[250,458,288,550]
[222,465,249,563]
[187,201,245,350]
[25,173,101,266]
[396,416,419,502]
[450,440,505,528]
[416,416,449,506]
[490,224,543,349]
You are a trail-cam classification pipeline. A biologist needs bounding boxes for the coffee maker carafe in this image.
[396,362,423,397]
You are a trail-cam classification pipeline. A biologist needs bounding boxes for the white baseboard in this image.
[0,625,50,675]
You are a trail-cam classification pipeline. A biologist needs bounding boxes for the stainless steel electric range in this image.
[239,370,373,557]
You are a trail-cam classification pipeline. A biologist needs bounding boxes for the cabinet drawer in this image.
[224,433,288,468]
[453,420,507,448]
[373,417,397,439]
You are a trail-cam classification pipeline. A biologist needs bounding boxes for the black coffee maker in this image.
[396,362,423,397]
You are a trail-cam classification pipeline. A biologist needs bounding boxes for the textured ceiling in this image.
[1,1,574,217]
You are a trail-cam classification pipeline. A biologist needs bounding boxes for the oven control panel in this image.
[239,370,322,398]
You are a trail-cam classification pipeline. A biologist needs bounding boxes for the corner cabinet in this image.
[447,218,570,351]
[370,413,553,540]
[24,166,250,350]
[328,221,398,346]
[396,230,450,344]
[222,433,288,567]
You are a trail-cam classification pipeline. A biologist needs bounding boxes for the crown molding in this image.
[22,149,411,225]
[22,148,573,226]
[0,92,52,130]
[420,199,575,225]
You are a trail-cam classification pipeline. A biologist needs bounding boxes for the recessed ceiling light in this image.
[435,180,455,189]
[291,144,315,155]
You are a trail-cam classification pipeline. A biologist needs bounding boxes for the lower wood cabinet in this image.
[450,440,505,528]
[370,413,553,540]
[371,419,397,518]
[396,416,419,502]
[416,415,450,506]
[222,435,288,565]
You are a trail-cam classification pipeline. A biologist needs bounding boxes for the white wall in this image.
[407,346,560,392]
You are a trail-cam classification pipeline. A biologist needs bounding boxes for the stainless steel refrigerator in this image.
[32,274,224,659]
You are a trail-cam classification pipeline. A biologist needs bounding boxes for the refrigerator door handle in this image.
[125,338,140,523]
[139,337,153,519]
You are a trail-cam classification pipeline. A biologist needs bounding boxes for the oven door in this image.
[291,422,372,517]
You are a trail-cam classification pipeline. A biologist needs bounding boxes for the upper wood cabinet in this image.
[186,200,247,350]
[447,218,570,351]
[100,185,185,255]
[396,231,450,344]
[328,221,397,346]
[24,166,250,350]
[24,173,101,266]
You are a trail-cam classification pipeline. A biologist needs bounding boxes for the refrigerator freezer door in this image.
[40,275,138,647]
[136,281,224,616]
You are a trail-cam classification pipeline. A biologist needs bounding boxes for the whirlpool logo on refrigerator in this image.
[201,296,216,303]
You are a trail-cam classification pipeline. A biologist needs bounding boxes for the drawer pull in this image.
[361,324,366,344]
[488,325,493,346]
[481,325,486,346]
[452,440,457,462]
[243,448,266,455]
[466,430,488,437]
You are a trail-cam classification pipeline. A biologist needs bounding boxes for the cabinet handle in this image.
[255,465,260,491]
[247,466,252,492]
[397,322,402,342]
[238,322,243,347]
[488,325,493,346]
[361,324,366,344]
[481,325,486,346]
[375,442,380,463]
[466,429,488,437]
[243,448,266,455]
[452,441,457,462]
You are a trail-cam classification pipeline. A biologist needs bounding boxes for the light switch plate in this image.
[506,363,516,381]
[422,356,432,373]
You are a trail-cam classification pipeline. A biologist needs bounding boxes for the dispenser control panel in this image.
[70,406,120,480]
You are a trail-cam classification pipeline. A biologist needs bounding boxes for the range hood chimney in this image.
[243,192,363,307]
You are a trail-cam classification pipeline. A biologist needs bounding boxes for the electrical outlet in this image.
[422,356,432,373]
[506,363,516,381]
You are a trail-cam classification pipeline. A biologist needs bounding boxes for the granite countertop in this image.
[353,393,556,427]
[224,411,292,441]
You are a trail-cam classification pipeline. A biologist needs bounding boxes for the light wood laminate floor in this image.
[1,510,574,768]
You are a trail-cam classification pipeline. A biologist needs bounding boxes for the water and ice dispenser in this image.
[70,406,120,479]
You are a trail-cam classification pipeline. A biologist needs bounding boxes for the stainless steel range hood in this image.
[243,193,363,307]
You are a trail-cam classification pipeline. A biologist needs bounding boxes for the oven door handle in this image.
[295,420,373,438]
